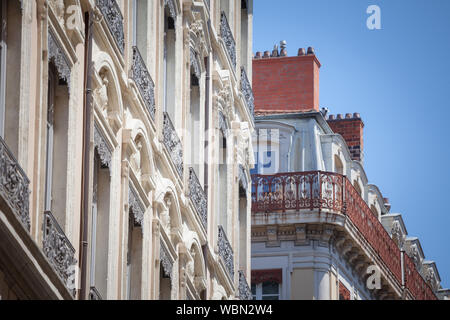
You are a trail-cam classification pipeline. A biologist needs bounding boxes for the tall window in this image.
[217,128,227,232]
[126,212,143,300]
[0,0,6,136]
[90,151,111,299]
[163,8,175,120]
[189,70,201,176]
[0,0,22,157]
[238,185,247,272]
[45,62,69,228]
[252,282,280,300]
[240,0,249,71]
[335,155,344,175]
[132,0,148,61]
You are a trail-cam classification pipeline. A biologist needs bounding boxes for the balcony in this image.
[42,211,77,297]
[251,171,437,300]
[241,67,255,120]
[238,270,252,300]
[0,136,30,231]
[96,0,125,54]
[188,168,207,230]
[218,225,234,279]
[132,46,156,121]
[163,112,184,179]
[220,12,236,69]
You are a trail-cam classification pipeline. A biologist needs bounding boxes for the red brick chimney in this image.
[253,46,321,115]
[327,113,364,162]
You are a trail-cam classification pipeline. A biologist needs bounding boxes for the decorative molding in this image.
[94,124,112,169]
[160,240,173,278]
[164,0,177,19]
[129,185,145,227]
[48,29,71,85]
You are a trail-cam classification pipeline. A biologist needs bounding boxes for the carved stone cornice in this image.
[48,29,71,85]
[94,124,112,170]
[129,185,145,227]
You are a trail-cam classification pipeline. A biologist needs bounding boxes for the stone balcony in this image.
[251,171,437,300]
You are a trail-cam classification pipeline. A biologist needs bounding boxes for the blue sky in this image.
[253,0,450,288]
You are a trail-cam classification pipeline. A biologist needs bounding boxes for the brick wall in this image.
[327,113,364,162]
[252,52,321,114]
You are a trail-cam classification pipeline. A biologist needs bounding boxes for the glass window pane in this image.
[262,282,278,295]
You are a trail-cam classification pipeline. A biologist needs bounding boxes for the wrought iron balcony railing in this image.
[163,112,184,179]
[132,46,156,121]
[238,270,252,300]
[188,168,207,230]
[220,11,236,69]
[240,67,255,119]
[218,225,234,279]
[96,0,125,54]
[251,171,437,300]
[0,136,30,231]
[42,211,77,296]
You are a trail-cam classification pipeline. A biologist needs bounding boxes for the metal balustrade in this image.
[251,170,437,300]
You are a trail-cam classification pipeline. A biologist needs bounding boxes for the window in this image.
[126,212,143,300]
[45,60,70,228]
[90,151,111,299]
[335,155,344,175]
[132,0,148,61]
[240,0,249,71]
[251,282,280,300]
[163,7,175,120]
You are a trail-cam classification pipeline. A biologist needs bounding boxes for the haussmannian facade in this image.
[0,0,255,300]
[249,45,449,300]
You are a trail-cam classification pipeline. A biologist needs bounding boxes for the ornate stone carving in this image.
[238,271,252,300]
[42,211,77,296]
[160,240,173,278]
[0,136,31,231]
[240,67,255,118]
[163,112,184,178]
[238,164,248,193]
[188,168,207,230]
[220,12,236,69]
[48,29,71,85]
[94,124,112,169]
[96,0,125,54]
[129,185,145,227]
[218,225,234,279]
[164,0,177,19]
[132,46,156,121]
[190,47,201,79]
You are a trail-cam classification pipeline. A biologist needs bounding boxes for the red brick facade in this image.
[327,114,364,162]
[253,54,321,114]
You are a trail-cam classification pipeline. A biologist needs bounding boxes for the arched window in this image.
[335,155,344,175]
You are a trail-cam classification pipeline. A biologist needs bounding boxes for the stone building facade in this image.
[0,0,254,300]
[250,45,448,300]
